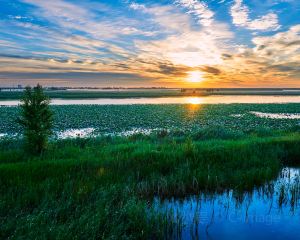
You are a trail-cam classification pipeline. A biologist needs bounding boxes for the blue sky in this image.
[0,0,299,87]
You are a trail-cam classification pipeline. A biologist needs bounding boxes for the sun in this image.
[187,71,204,83]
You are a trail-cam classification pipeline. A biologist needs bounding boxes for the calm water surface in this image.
[1,95,300,106]
[155,168,300,240]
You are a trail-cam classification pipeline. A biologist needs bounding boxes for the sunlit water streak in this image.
[0,128,165,139]
[250,111,300,119]
[55,128,95,139]
[154,168,300,240]
[0,133,8,138]
[1,95,300,106]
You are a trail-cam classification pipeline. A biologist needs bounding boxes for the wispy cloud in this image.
[129,3,146,11]
[129,2,191,33]
[230,0,280,31]
[174,0,214,26]
[22,0,149,38]
[252,24,300,68]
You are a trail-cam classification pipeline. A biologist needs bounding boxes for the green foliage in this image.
[17,84,53,154]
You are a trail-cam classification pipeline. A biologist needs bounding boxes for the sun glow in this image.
[187,71,204,83]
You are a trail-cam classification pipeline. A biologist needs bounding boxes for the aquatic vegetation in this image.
[1,104,300,137]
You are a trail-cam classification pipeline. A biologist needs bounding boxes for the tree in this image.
[17,84,53,154]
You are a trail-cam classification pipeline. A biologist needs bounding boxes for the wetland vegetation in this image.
[0,102,300,239]
[1,103,300,136]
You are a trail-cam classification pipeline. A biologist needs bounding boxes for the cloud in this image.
[1,0,155,70]
[199,66,221,75]
[230,0,280,31]
[129,3,146,11]
[252,24,300,63]
[129,2,191,33]
[0,1,236,86]
[174,0,214,26]
[135,21,234,68]
[21,0,155,39]
[0,0,299,87]
[221,53,233,60]
[0,71,149,87]
[209,25,300,86]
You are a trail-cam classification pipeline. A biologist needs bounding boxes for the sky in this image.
[0,0,300,88]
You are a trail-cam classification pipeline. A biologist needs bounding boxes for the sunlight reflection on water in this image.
[250,111,300,119]
[55,128,95,139]
[1,95,300,106]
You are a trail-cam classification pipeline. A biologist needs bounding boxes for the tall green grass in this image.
[0,133,299,239]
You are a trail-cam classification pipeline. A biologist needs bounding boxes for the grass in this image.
[0,132,300,239]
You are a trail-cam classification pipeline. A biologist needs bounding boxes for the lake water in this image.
[155,167,300,240]
[1,95,300,106]
[250,112,300,119]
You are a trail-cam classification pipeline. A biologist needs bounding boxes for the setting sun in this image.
[187,71,204,83]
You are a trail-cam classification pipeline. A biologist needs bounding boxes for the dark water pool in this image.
[155,168,300,240]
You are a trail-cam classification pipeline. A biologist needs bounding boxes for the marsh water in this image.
[1,95,300,106]
[155,167,300,240]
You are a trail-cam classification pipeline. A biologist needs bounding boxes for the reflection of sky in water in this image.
[0,133,18,139]
[155,168,300,240]
[0,128,166,139]
[251,111,300,119]
[56,128,95,139]
[0,133,7,138]
[105,128,165,137]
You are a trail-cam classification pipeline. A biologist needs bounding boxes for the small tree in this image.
[17,84,53,154]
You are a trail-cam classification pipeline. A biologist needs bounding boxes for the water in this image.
[1,95,300,106]
[105,128,164,137]
[55,128,95,139]
[0,133,8,138]
[0,128,165,140]
[56,128,158,139]
[155,168,300,240]
[250,112,300,119]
